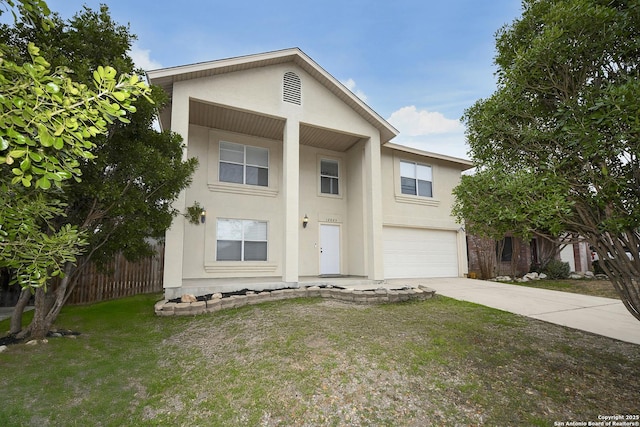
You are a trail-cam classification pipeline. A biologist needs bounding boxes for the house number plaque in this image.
[319,214,342,223]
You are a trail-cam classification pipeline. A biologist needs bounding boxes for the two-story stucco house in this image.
[147,48,473,299]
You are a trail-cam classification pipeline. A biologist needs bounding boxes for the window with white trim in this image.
[219,141,268,187]
[216,219,268,261]
[320,159,339,195]
[400,160,433,197]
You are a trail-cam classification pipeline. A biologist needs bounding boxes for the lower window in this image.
[216,219,267,261]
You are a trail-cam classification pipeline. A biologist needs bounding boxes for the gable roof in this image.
[146,48,399,143]
[385,142,474,171]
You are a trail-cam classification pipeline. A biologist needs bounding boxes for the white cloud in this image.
[387,105,463,136]
[129,44,163,71]
[387,106,469,159]
[341,78,368,103]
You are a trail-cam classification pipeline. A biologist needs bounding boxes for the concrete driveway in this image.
[387,277,640,346]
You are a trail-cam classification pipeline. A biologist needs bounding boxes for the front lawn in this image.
[509,279,620,299]
[0,293,638,426]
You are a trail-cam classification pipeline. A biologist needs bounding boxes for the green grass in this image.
[507,278,621,299]
[0,293,638,426]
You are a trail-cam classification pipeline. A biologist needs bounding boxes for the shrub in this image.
[542,259,571,279]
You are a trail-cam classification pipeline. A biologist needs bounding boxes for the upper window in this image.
[283,71,301,105]
[219,141,268,187]
[216,219,268,261]
[320,159,339,195]
[400,160,432,197]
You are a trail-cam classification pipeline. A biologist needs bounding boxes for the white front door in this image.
[320,224,340,275]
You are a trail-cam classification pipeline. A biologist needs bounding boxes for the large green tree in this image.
[1,0,151,336]
[458,0,640,320]
[2,2,197,339]
[452,167,572,277]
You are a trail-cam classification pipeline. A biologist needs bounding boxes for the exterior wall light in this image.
[200,210,206,223]
[303,214,309,228]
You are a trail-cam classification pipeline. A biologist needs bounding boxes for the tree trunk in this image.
[9,288,31,335]
[496,239,505,276]
[510,238,521,278]
[475,237,497,279]
[24,287,48,340]
[587,229,640,322]
[600,262,640,322]
[16,263,78,340]
[43,265,74,332]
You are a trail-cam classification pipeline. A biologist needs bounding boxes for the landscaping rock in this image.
[418,285,436,299]
[281,289,297,299]
[306,286,321,297]
[174,302,192,314]
[154,300,167,313]
[161,302,176,314]
[0,345,7,353]
[206,299,222,313]
[319,288,332,298]
[338,289,354,302]
[155,283,437,317]
[190,301,207,314]
[181,294,197,303]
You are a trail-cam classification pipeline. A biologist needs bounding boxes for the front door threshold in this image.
[318,274,344,278]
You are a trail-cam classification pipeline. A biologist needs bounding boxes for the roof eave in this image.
[384,142,474,170]
[145,48,399,143]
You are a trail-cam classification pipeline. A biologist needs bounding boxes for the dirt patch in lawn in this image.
[156,297,640,426]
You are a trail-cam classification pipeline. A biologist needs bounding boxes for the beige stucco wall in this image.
[298,145,347,276]
[161,58,469,296]
[173,63,377,138]
[381,146,464,230]
[182,126,284,281]
[346,140,367,277]
[183,131,374,282]
[169,62,383,292]
[380,146,469,277]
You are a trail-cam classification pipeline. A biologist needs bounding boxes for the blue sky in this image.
[43,0,523,159]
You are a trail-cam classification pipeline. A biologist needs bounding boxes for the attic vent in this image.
[283,71,301,105]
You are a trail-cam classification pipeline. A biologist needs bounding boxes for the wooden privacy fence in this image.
[66,244,165,305]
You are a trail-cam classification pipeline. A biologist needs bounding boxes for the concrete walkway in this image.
[387,277,640,346]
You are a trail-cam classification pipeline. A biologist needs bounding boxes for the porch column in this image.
[364,136,384,281]
[457,228,469,277]
[282,119,300,284]
[162,90,190,297]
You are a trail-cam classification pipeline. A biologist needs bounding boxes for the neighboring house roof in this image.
[384,142,474,171]
[146,47,399,144]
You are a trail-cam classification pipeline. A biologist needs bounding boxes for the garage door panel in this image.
[383,227,458,279]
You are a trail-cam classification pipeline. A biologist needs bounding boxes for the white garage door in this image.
[383,227,459,279]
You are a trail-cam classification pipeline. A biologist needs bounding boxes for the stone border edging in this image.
[154,285,436,317]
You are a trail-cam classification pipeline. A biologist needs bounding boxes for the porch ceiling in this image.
[189,100,285,140]
[299,124,364,152]
[190,100,364,152]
